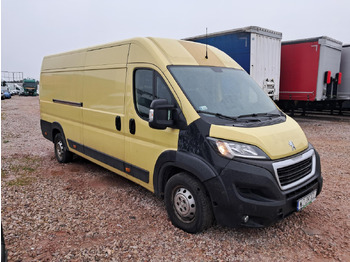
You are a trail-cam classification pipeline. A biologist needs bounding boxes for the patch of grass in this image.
[9,165,37,174]
[3,140,9,144]
[22,166,36,172]
[23,155,40,166]
[2,155,41,185]
[7,176,34,186]
[6,163,37,174]
[1,169,6,178]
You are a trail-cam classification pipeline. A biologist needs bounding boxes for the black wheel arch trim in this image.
[153,150,219,197]
[40,119,69,149]
[40,119,53,142]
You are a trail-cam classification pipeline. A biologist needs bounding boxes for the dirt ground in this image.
[1,96,350,261]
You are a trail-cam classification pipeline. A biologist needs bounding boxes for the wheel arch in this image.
[40,120,67,144]
[44,121,69,148]
[153,150,219,198]
[52,122,70,148]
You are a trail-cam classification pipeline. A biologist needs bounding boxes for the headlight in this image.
[207,137,269,160]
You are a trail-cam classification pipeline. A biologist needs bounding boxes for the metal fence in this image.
[1,71,24,83]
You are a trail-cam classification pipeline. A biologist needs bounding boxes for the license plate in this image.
[297,189,317,211]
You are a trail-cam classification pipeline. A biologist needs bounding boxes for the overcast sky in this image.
[1,0,350,80]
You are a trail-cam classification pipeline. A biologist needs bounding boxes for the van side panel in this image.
[85,45,129,67]
[41,51,85,71]
[82,44,129,164]
[82,68,126,159]
[40,69,84,146]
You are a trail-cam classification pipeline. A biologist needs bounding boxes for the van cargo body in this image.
[339,45,350,100]
[185,26,282,100]
[280,37,342,101]
[40,37,322,233]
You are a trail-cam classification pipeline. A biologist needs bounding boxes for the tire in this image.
[54,133,73,163]
[164,172,214,233]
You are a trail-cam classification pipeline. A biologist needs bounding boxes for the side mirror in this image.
[149,99,175,130]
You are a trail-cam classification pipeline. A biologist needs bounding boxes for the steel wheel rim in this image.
[173,187,196,222]
[56,140,64,160]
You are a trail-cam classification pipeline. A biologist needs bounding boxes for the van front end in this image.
[171,115,323,229]
[203,143,322,228]
[163,64,323,231]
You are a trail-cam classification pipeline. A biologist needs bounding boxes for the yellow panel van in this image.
[40,37,322,233]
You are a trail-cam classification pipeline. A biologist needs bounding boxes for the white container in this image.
[339,45,350,100]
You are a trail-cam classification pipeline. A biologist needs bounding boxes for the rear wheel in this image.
[164,172,214,233]
[54,133,73,163]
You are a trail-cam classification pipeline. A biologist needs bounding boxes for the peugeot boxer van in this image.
[40,37,322,233]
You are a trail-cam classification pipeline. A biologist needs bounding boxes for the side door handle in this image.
[129,118,136,135]
[115,116,121,131]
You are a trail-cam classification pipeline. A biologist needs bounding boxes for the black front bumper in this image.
[204,148,323,228]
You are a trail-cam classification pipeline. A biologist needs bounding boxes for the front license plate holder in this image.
[297,189,317,211]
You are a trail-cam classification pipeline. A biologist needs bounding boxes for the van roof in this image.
[140,37,241,68]
[41,37,242,71]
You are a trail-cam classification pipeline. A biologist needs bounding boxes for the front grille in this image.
[277,157,313,187]
[272,149,316,191]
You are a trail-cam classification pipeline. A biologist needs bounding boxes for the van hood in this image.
[209,116,308,160]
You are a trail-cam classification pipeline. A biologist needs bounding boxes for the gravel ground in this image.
[1,96,350,261]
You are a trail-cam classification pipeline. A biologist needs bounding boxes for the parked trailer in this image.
[185,26,282,100]
[339,45,350,101]
[280,37,342,102]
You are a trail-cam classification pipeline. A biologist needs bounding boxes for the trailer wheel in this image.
[54,133,73,163]
[164,172,214,233]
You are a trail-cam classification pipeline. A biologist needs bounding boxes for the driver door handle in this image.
[115,116,121,131]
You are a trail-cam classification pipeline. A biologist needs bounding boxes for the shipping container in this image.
[339,45,350,100]
[280,37,342,102]
[185,26,282,100]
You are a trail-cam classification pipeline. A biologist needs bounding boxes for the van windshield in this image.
[168,66,280,120]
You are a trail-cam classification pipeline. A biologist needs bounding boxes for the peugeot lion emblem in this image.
[289,141,296,151]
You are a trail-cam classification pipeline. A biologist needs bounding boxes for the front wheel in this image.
[54,133,73,163]
[164,172,214,233]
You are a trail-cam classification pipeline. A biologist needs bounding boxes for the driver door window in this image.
[134,69,175,119]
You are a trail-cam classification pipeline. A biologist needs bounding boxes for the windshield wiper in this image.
[197,110,283,122]
[236,112,283,119]
[196,110,237,121]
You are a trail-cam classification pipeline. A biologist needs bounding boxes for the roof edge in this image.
[184,26,282,41]
[282,36,343,46]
